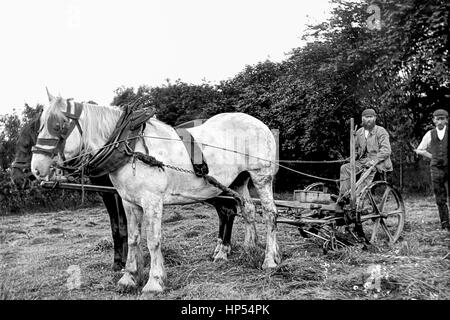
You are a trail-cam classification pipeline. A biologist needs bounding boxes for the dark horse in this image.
[10,115,128,271]
[11,113,239,270]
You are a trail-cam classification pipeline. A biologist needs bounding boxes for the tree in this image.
[22,103,44,123]
[0,113,21,170]
[111,81,223,126]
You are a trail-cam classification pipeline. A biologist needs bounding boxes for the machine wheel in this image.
[357,181,405,245]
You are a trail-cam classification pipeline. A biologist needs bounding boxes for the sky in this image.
[0,0,332,117]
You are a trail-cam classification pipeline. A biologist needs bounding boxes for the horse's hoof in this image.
[212,239,223,257]
[213,252,228,262]
[262,258,277,270]
[142,278,164,294]
[139,292,156,300]
[213,246,229,262]
[117,273,137,291]
[212,247,221,258]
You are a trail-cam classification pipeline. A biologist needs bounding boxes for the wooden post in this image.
[350,118,356,210]
[399,149,403,191]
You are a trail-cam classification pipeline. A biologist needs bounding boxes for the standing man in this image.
[338,108,393,203]
[415,109,449,231]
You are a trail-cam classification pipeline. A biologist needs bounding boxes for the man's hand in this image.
[365,159,377,168]
[414,149,433,159]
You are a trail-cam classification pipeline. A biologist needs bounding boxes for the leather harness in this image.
[85,106,157,177]
[175,127,209,177]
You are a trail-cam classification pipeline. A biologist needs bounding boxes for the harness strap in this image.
[175,128,209,177]
[11,161,30,169]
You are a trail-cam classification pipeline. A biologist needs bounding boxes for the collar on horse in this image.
[84,106,157,177]
[31,99,84,162]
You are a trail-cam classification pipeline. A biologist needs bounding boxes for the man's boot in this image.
[437,204,450,230]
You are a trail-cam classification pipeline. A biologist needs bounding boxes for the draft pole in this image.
[350,118,356,210]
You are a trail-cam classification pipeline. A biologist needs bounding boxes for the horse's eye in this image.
[61,122,69,134]
[23,168,29,173]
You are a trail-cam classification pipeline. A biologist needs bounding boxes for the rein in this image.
[33,100,352,185]
[52,131,353,184]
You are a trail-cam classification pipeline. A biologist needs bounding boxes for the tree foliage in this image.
[0,113,21,170]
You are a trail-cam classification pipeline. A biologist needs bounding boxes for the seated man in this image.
[338,108,393,203]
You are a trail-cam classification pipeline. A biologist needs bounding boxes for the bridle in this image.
[31,99,84,162]
[10,119,40,186]
[11,161,34,177]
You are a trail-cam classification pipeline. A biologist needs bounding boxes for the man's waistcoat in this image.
[430,127,448,167]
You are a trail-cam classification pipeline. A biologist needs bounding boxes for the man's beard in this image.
[362,121,375,130]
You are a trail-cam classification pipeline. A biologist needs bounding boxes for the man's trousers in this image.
[430,165,449,228]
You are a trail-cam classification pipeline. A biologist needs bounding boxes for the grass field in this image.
[1,195,449,300]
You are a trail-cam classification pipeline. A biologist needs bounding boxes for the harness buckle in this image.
[132,154,136,176]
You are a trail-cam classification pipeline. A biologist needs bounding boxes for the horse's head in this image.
[10,116,40,189]
[31,90,84,180]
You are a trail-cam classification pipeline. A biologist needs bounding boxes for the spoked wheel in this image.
[357,181,405,245]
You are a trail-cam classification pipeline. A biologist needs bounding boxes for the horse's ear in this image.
[46,87,55,102]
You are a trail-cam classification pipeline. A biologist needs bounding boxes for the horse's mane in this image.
[80,103,122,152]
[15,114,41,156]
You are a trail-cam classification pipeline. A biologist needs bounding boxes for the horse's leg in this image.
[115,195,128,267]
[237,177,258,251]
[221,204,236,255]
[90,175,128,271]
[212,199,236,261]
[141,195,166,294]
[249,172,281,269]
[117,200,144,290]
[212,202,226,258]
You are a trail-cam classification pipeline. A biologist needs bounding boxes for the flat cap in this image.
[433,109,448,117]
[362,108,377,117]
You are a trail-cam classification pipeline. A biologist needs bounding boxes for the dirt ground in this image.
[1,195,449,300]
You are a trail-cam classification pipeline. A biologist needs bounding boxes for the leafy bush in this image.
[0,171,102,215]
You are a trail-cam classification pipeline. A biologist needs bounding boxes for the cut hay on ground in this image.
[0,196,449,300]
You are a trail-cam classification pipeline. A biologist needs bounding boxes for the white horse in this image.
[31,91,281,295]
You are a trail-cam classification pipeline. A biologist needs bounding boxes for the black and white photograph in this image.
[0,0,448,304]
